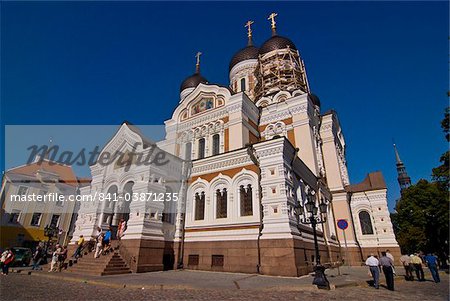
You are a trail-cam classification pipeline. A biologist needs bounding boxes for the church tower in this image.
[229,20,259,101]
[254,13,309,100]
[393,143,411,192]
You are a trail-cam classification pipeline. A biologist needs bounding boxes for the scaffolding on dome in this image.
[254,47,310,100]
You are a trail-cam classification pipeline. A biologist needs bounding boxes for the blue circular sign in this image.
[337,219,348,230]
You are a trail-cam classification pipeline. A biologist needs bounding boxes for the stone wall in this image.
[180,238,341,277]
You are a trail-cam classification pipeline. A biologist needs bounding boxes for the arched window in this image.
[194,192,205,220]
[105,185,118,210]
[198,138,205,159]
[185,142,192,160]
[121,181,134,222]
[216,188,227,218]
[212,134,220,156]
[240,78,246,92]
[359,210,374,235]
[240,184,253,216]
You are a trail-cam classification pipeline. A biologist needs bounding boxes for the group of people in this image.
[400,252,441,283]
[73,218,127,260]
[0,248,15,275]
[366,249,442,291]
[1,220,127,275]
[2,241,69,274]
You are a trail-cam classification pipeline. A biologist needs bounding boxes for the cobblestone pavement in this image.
[0,272,448,301]
[5,265,416,289]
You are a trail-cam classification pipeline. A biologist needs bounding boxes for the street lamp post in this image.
[43,224,58,261]
[298,188,330,290]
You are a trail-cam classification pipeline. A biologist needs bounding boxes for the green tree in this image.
[393,180,449,261]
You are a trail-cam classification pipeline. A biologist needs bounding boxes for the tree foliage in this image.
[432,151,449,189]
[441,106,449,142]
[392,106,449,264]
[432,107,449,188]
[392,180,449,258]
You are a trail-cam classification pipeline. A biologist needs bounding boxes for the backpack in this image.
[4,252,14,265]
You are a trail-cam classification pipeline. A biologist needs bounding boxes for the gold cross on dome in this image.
[268,12,278,29]
[245,20,254,38]
[195,52,202,66]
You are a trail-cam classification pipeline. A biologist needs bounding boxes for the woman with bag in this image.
[1,248,15,275]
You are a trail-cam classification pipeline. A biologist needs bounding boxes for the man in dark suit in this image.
[379,251,395,291]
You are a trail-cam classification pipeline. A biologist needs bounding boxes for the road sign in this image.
[337,219,350,265]
[337,219,348,230]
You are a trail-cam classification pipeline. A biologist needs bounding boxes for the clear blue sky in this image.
[1,2,448,211]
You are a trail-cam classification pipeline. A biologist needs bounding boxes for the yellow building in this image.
[0,157,87,249]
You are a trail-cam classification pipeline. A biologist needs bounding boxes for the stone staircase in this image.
[65,246,131,276]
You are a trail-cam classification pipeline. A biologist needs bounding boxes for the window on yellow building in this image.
[50,214,60,228]
[8,210,21,224]
[30,213,42,227]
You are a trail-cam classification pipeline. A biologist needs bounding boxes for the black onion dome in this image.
[259,35,297,55]
[229,45,259,71]
[180,73,208,92]
[309,93,321,107]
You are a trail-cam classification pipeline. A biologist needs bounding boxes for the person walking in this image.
[31,244,44,270]
[57,246,68,272]
[386,249,396,276]
[379,252,395,291]
[72,235,85,259]
[102,227,112,255]
[411,253,425,281]
[424,253,440,283]
[1,248,14,275]
[94,232,104,258]
[49,245,61,272]
[365,253,380,289]
[400,254,413,280]
[117,219,127,242]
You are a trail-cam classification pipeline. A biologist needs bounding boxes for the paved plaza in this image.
[0,266,448,300]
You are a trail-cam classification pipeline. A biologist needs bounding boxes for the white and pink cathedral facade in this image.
[70,16,400,276]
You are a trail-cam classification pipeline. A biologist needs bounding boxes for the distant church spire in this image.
[245,20,254,46]
[45,136,53,159]
[268,12,278,36]
[195,51,202,73]
[393,143,411,192]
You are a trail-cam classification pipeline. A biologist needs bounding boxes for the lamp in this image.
[305,200,315,213]
[319,200,328,214]
[298,182,330,290]
[312,206,318,216]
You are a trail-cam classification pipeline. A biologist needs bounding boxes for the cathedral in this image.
[70,14,400,277]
